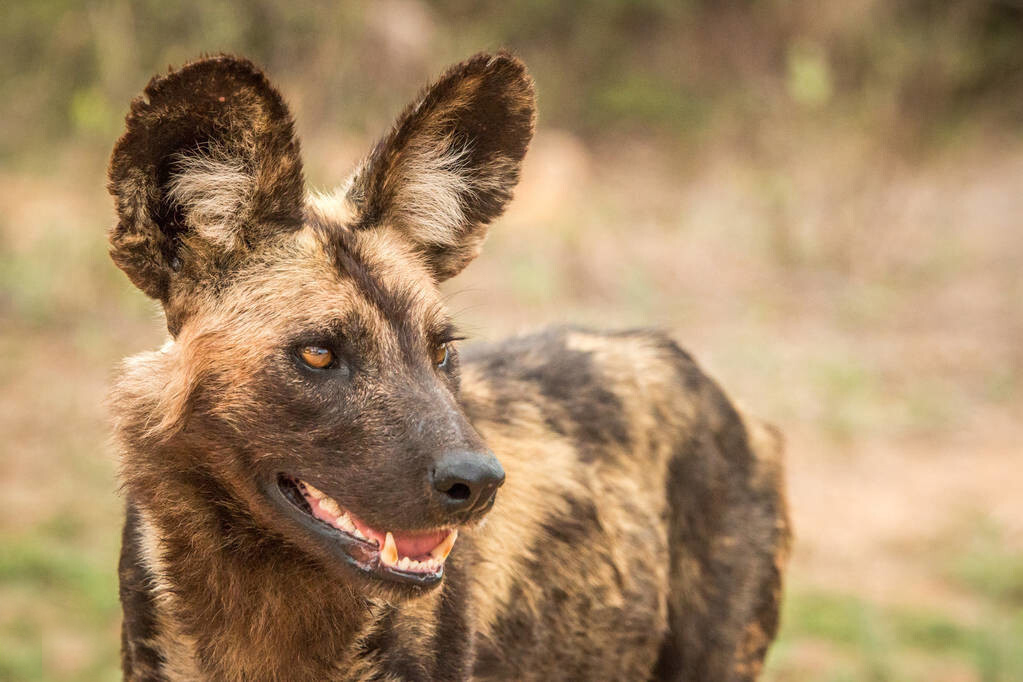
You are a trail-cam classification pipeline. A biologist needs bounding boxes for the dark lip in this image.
[262,474,444,589]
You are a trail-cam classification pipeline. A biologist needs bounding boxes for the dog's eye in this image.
[300,346,334,369]
[433,342,449,368]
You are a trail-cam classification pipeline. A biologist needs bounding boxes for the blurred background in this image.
[1,1,1021,680]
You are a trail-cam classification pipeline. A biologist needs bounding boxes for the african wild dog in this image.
[108,53,790,681]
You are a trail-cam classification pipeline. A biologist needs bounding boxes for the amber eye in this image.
[300,346,334,369]
[433,342,450,368]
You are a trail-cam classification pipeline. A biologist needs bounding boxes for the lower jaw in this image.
[267,475,447,589]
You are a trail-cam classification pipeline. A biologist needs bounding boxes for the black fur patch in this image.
[359,607,431,679]
[119,502,166,680]
[464,329,632,460]
[428,560,475,680]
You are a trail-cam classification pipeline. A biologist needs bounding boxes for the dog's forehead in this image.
[217,219,444,339]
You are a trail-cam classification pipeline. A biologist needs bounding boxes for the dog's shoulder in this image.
[461,325,698,415]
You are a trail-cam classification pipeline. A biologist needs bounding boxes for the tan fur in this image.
[459,393,591,637]
[306,188,358,227]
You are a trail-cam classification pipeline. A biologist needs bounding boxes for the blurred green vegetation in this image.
[0,532,121,681]
[768,587,1023,682]
[2,0,1022,166]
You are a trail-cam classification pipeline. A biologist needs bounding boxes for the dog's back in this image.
[460,327,789,680]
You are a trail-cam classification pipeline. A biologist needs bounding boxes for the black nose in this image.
[431,451,505,513]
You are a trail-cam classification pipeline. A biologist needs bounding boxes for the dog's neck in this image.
[125,491,399,680]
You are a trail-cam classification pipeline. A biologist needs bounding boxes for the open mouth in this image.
[275,474,456,587]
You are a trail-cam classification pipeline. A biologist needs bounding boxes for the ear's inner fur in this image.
[107,55,304,326]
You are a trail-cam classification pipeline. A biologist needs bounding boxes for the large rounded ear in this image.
[107,55,304,313]
[346,52,536,281]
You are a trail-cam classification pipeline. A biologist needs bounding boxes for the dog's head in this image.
[108,54,534,596]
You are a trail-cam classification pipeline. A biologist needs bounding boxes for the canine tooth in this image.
[381,532,398,566]
[430,529,458,562]
[303,482,325,500]
[319,496,341,517]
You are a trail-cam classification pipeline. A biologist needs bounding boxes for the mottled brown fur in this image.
[108,53,790,681]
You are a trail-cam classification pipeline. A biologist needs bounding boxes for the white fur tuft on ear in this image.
[165,147,255,248]
[387,136,476,246]
[388,135,518,248]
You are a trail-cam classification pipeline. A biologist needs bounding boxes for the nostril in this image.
[431,450,504,510]
[445,482,472,501]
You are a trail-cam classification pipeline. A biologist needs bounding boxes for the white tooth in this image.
[430,529,458,562]
[319,496,341,517]
[381,532,398,566]
[408,559,420,570]
[398,557,410,570]
[337,514,354,531]
[302,482,325,500]
[352,526,367,540]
